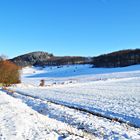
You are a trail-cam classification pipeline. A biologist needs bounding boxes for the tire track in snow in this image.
[3,88,140,129]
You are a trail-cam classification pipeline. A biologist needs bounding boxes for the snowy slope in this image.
[21,64,140,86]
[9,91,140,140]
[23,64,140,78]
[16,65,140,126]
[14,77,140,127]
[0,91,95,140]
[8,64,140,139]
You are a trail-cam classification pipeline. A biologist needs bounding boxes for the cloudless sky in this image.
[0,0,140,58]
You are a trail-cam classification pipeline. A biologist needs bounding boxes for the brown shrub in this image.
[0,60,21,86]
[39,79,45,87]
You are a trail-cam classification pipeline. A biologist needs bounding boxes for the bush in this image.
[39,79,45,87]
[0,60,21,86]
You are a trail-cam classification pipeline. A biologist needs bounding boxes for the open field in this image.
[5,64,139,139]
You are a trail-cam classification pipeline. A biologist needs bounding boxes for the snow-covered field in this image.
[0,91,95,140]
[16,65,140,126]
[1,64,140,139]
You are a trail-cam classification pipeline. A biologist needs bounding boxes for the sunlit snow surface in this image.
[14,64,140,127]
[0,91,92,140]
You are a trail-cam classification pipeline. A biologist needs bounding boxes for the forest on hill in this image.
[6,49,140,68]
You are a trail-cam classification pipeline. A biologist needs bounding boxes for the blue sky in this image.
[0,0,140,58]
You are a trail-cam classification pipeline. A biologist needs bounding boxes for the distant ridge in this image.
[10,49,140,67]
[10,51,89,67]
[92,49,140,67]
[10,51,54,67]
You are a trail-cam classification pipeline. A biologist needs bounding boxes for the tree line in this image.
[92,49,140,67]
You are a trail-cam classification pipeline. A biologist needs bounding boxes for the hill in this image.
[92,49,140,67]
[10,49,140,67]
[10,52,90,67]
[10,51,53,67]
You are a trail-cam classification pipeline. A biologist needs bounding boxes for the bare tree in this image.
[0,54,8,60]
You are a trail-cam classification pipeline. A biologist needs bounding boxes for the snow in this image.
[1,64,140,139]
[15,64,140,127]
[0,91,95,140]
[20,64,140,86]
[23,64,140,78]
[10,91,140,139]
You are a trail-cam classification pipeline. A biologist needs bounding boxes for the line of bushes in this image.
[0,60,21,86]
